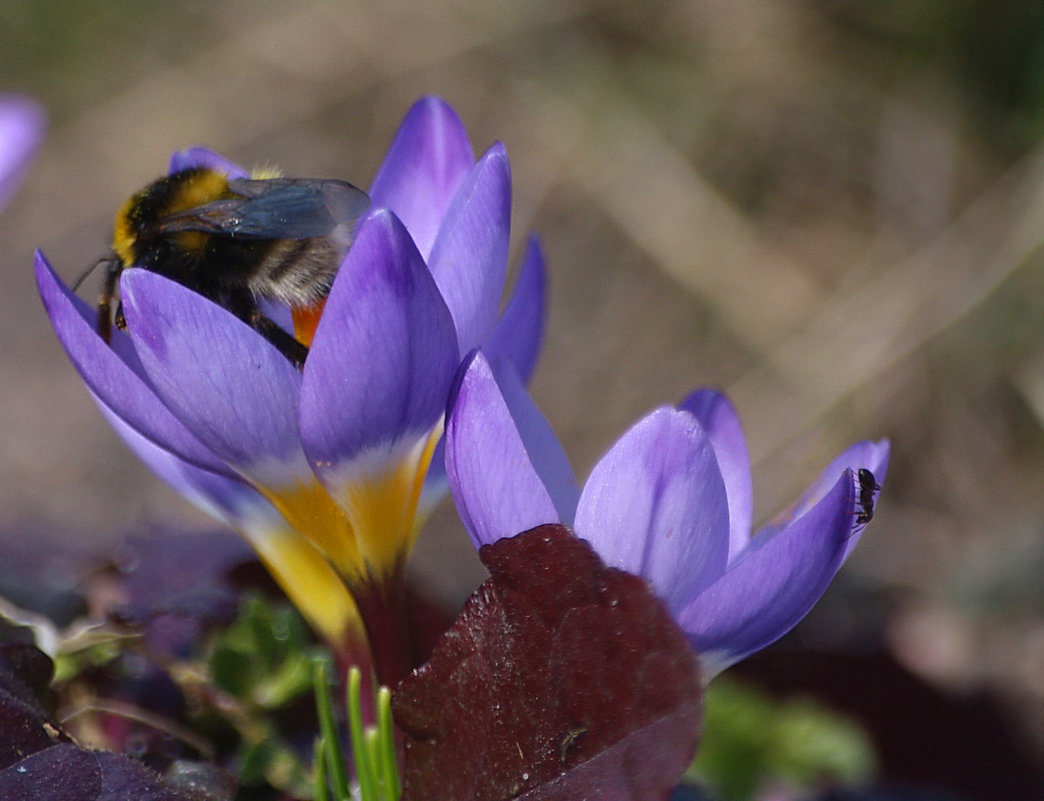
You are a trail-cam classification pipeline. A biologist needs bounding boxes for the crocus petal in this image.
[678,389,753,560]
[369,96,474,259]
[677,473,857,677]
[446,351,579,547]
[34,252,232,477]
[427,142,511,357]
[300,209,459,572]
[120,269,312,487]
[0,95,44,211]
[168,147,248,178]
[301,209,458,471]
[575,407,731,615]
[484,235,547,385]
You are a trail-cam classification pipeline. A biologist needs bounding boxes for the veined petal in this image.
[301,209,458,469]
[300,210,458,571]
[678,389,753,560]
[445,351,578,547]
[120,269,312,487]
[369,96,474,259]
[34,252,232,477]
[427,142,511,357]
[575,407,730,615]
[678,472,856,678]
[0,95,44,211]
[168,147,248,178]
[100,405,361,645]
[484,235,547,385]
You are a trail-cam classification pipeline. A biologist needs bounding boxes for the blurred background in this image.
[2,1,1044,797]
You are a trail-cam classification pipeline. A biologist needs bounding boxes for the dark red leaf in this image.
[0,744,196,801]
[395,524,702,801]
[0,644,63,770]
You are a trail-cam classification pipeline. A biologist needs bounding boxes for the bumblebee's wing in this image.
[153,178,370,240]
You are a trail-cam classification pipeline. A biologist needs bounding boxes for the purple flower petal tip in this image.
[0,95,45,210]
[369,96,475,258]
[484,235,547,385]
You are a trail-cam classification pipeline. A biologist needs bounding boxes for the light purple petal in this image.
[120,269,311,485]
[426,143,511,357]
[34,252,233,477]
[446,350,578,547]
[678,389,753,560]
[0,95,44,211]
[168,147,248,178]
[574,407,731,616]
[677,472,857,676]
[369,96,474,259]
[300,209,459,478]
[484,235,547,385]
[758,439,890,554]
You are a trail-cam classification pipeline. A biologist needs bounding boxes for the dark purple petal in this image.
[167,147,247,177]
[34,252,233,477]
[120,269,311,484]
[300,209,459,477]
[677,473,857,676]
[574,407,730,616]
[427,142,511,357]
[445,351,578,547]
[484,235,547,385]
[0,95,44,211]
[678,389,753,560]
[369,96,474,258]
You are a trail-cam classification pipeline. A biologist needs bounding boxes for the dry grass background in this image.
[2,0,1044,776]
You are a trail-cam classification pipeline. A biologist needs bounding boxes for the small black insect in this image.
[75,164,370,367]
[855,467,880,526]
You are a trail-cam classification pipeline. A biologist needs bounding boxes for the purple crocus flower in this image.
[0,94,45,212]
[445,351,889,679]
[35,97,546,680]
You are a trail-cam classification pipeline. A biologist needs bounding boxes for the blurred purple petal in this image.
[120,269,311,485]
[678,389,753,560]
[484,235,547,385]
[98,404,279,530]
[427,143,511,357]
[677,473,857,676]
[446,351,578,547]
[0,95,44,211]
[168,147,247,177]
[575,407,730,616]
[300,209,458,479]
[34,252,233,476]
[369,96,474,258]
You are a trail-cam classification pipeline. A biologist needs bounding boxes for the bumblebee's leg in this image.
[223,291,309,369]
[98,256,122,343]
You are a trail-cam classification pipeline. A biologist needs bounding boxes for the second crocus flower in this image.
[445,351,889,680]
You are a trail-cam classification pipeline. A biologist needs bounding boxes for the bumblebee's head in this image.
[112,166,230,268]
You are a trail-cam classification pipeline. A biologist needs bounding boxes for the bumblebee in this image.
[76,164,370,366]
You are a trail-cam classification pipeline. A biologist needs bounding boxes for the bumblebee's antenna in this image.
[71,254,111,293]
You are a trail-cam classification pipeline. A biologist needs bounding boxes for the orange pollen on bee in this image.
[293,300,326,347]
